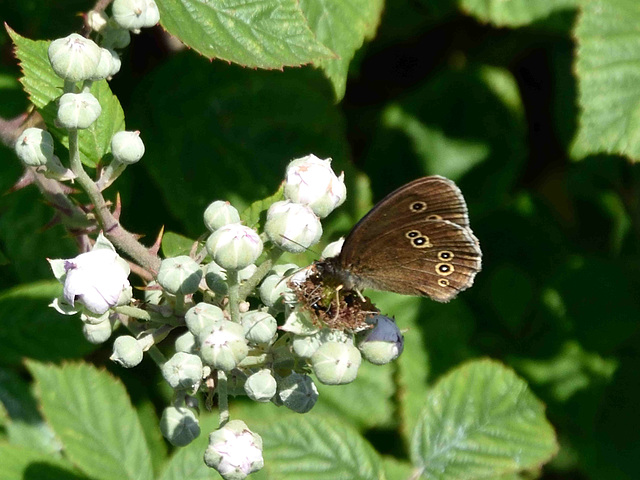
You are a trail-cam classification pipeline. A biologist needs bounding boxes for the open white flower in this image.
[49,234,130,315]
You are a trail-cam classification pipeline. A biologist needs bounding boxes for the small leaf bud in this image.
[283,154,347,218]
[57,92,102,130]
[112,0,160,31]
[160,406,200,447]
[14,128,54,167]
[277,373,318,413]
[204,261,228,296]
[206,224,263,271]
[241,311,277,345]
[111,130,145,164]
[82,316,113,344]
[244,369,277,403]
[162,352,203,390]
[184,302,224,336]
[204,200,241,232]
[358,315,404,365]
[111,335,143,368]
[198,321,249,371]
[156,255,202,295]
[321,237,344,259]
[258,274,291,309]
[48,33,102,82]
[102,25,131,49]
[264,200,322,253]
[175,330,197,353]
[204,420,263,480]
[311,341,361,385]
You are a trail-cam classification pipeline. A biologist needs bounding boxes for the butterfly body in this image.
[317,176,482,303]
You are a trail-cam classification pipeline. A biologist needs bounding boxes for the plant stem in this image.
[67,129,161,273]
[238,248,283,300]
[227,269,240,324]
[217,370,229,427]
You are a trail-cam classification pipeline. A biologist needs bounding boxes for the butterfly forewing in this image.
[334,176,481,302]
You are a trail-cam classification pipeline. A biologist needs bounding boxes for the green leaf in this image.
[28,362,154,480]
[240,184,284,230]
[136,400,169,477]
[129,55,352,236]
[382,456,414,480]
[161,231,198,258]
[8,27,125,167]
[460,0,578,28]
[155,0,334,69]
[0,367,60,454]
[0,444,88,480]
[0,281,95,365]
[314,360,395,429]
[364,66,526,215]
[367,291,425,445]
[573,0,640,161]
[411,359,558,480]
[299,0,384,100]
[260,415,384,480]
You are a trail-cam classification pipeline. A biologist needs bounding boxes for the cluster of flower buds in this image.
[265,154,346,253]
[43,153,406,479]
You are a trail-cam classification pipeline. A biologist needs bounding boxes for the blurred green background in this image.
[1,1,639,479]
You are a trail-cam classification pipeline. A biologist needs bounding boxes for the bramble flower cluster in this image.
[16,7,406,478]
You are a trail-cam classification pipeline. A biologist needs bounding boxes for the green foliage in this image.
[2,0,640,479]
[8,28,125,167]
[573,0,640,160]
[28,362,154,480]
[411,359,558,479]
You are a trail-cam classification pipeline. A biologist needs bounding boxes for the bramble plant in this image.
[3,1,639,480]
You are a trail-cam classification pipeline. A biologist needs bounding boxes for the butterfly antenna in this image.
[278,234,321,256]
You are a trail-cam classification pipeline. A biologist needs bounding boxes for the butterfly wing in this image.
[336,176,481,302]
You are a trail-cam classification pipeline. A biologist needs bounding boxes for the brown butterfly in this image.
[317,176,481,302]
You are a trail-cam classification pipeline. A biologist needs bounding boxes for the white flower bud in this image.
[198,321,249,371]
[259,274,291,309]
[81,311,110,325]
[48,234,130,315]
[184,302,224,336]
[284,154,346,218]
[112,0,160,31]
[48,33,102,82]
[162,352,203,390]
[241,311,277,345]
[107,49,121,76]
[277,373,318,413]
[91,47,114,81]
[321,237,344,259]
[82,316,113,344]
[204,420,264,480]
[204,201,241,232]
[87,10,109,33]
[174,330,197,353]
[265,200,322,253]
[160,406,200,447]
[206,224,263,271]
[156,255,202,295]
[57,92,102,130]
[111,335,143,368]
[111,130,145,164]
[358,315,404,365]
[144,281,163,305]
[14,128,54,167]
[244,369,277,403]
[311,342,361,385]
